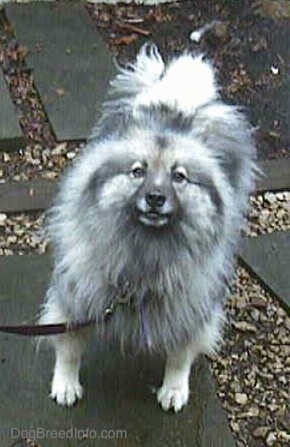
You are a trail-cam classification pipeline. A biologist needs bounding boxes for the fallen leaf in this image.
[113,34,138,45]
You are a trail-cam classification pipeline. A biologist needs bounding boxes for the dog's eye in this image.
[172,167,188,183]
[130,162,146,179]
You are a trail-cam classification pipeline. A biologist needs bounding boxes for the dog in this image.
[39,45,257,412]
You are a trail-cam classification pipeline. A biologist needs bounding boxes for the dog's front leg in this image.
[157,343,198,412]
[50,332,86,407]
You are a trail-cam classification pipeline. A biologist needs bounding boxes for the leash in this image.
[0,321,94,336]
[0,281,152,348]
[0,280,135,337]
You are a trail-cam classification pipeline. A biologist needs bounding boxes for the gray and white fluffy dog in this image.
[39,45,257,412]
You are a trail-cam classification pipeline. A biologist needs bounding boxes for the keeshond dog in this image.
[39,45,257,412]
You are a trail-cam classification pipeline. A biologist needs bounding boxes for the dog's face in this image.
[90,126,225,242]
[129,157,180,228]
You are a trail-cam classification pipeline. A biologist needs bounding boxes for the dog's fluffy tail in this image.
[111,44,218,114]
[111,44,164,95]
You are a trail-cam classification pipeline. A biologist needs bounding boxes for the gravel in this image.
[209,266,290,447]
[0,211,47,255]
[0,143,83,183]
[246,192,290,236]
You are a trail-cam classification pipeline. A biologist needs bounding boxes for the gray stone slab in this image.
[0,68,25,152]
[6,3,116,141]
[0,178,57,213]
[240,232,290,311]
[0,256,235,447]
[257,159,290,192]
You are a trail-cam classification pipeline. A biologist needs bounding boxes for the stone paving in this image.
[0,1,289,446]
[6,2,115,141]
[240,231,290,310]
[0,178,56,213]
[0,61,25,151]
[0,256,235,447]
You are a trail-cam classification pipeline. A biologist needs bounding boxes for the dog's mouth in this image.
[138,211,171,228]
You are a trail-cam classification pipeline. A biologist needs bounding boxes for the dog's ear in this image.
[195,103,256,190]
[90,102,132,141]
[216,147,242,189]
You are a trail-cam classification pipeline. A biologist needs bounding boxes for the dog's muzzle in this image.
[136,190,173,228]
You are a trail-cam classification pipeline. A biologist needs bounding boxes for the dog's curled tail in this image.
[111,44,218,114]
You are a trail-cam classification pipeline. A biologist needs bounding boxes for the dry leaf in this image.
[113,34,138,46]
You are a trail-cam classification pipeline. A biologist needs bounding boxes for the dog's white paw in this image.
[157,381,189,412]
[50,377,83,407]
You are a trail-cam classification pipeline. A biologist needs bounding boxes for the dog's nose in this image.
[146,191,166,209]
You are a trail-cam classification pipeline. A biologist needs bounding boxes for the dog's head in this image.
[83,116,229,245]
